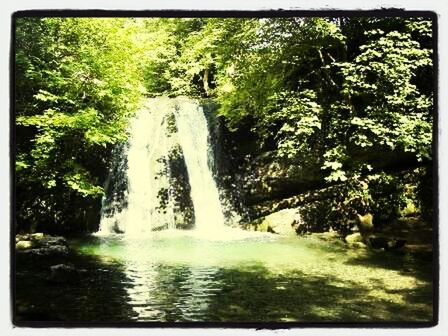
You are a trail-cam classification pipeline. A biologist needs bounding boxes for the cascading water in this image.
[98,98,226,237]
[173,100,225,233]
[98,99,177,236]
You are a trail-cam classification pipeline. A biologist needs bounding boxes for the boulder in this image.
[247,208,302,235]
[22,245,70,257]
[15,234,69,257]
[39,236,67,247]
[345,232,364,245]
[16,240,34,250]
[350,241,368,249]
[30,232,44,241]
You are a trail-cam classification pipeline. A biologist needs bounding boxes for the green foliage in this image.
[336,25,432,162]
[15,18,145,232]
[366,173,407,225]
[414,165,434,222]
[261,90,322,164]
[214,17,345,133]
[141,17,432,186]
[15,16,434,234]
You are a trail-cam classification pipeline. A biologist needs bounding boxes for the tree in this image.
[15,18,145,232]
[146,16,434,228]
[15,16,434,233]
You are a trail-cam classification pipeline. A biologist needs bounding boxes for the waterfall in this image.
[98,98,226,237]
[174,99,225,233]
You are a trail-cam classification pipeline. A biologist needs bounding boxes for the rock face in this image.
[217,116,428,238]
[239,152,322,205]
[245,208,302,236]
[233,147,417,207]
[247,184,342,219]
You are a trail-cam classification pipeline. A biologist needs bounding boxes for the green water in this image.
[15,230,433,323]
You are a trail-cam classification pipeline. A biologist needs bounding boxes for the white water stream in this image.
[173,99,225,234]
[98,98,226,238]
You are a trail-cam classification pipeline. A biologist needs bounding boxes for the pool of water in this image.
[15,229,433,324]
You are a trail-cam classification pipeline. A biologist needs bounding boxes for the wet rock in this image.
[15,234,69,257]
[39,236,67,247]
[21,245,70,257]
[17,233,46,242]
[50,264,79,283]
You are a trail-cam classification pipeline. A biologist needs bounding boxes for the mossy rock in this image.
[345,232,364,244]
[349,241,368,249]
[30,233,45,241]
[16,240,34,250]
[247,208,301,235]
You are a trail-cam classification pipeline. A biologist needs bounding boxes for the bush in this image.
[297,172,408,235]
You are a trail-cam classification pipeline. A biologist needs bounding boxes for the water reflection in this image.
[74,232,433,323]
[118,234,223,321]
